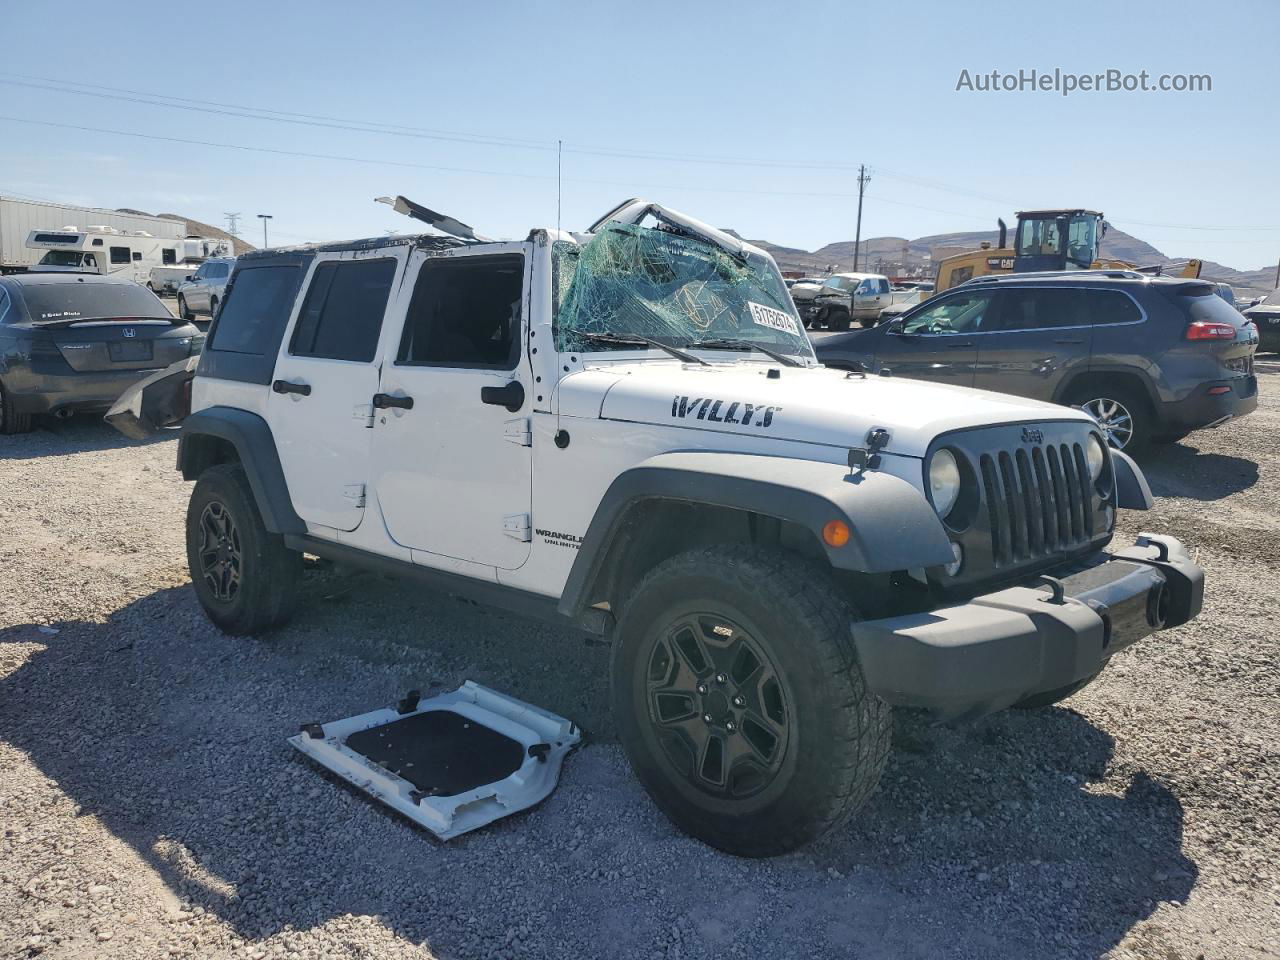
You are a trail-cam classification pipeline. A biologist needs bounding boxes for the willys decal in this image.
[670,396,782,428]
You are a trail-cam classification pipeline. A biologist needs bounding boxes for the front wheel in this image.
[828,309,852,332]
[611,546,890,857]
[177,295,194,321]
[186,463,302,635]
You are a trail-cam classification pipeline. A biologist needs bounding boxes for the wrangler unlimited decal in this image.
[670,396,782,428]
[536,529,583,550]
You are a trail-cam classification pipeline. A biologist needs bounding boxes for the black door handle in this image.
[480,380,525,412]
[1054,338,1084,344]
[272,379,311,396]
[372,392,414,410]
[945,341,974,348]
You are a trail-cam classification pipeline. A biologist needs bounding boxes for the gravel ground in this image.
[1,378,1278,960]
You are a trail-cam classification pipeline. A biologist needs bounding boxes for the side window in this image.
[397,254,524,369]
[290,258,395,363]
[990,288,1088,331]
[92,238,103,247]
[902,291,995,335]
[949,265,974,287]
[878,278,891,294]
[84,253,97,269]
[1087,290,1142,325]
[162,248,176,265]
[209,263,230,279]
[132,251,142,262]
[109,246,130,265]
[208,265,304,355]
[855,279,873,295]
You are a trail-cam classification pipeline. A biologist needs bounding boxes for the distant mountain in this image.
[116,209,256,256]
[729,222,1276,297]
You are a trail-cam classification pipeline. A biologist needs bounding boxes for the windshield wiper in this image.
[577,331,709,366]
[687,337,805,368]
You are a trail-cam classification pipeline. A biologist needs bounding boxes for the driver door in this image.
[876,289,996,387]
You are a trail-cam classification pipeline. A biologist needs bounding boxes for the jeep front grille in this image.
[978,443,1093,566]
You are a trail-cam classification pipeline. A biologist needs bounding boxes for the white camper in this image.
[26,227,185,284]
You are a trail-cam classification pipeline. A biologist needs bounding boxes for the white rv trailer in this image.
[0,196,184,272]
[26,227,184,284]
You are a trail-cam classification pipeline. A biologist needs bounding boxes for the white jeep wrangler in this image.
[149,198,1203,856]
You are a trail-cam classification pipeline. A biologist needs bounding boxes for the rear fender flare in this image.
[557,451,953,618]
[177,406,304,534]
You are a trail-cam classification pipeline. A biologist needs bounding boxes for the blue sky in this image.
[2,0,1276,271]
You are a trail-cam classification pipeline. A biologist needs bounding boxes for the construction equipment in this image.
[933,210,1202,293]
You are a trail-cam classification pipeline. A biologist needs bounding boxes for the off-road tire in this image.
[611,545,891,857]
[186,463,301,635]
[1065,383,1153,455]
[0,379,34,435]
[1012,670,1101,710]
[177,294,193,321]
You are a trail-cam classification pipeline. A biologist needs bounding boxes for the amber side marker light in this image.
[823,520,851,548]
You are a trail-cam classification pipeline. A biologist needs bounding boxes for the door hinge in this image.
[353,403,374,428]
[343,483,367,508]
[503,513,532,542]
[503,417,532,446]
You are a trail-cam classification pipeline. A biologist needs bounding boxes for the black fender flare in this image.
[557,451,954,618]
[177,406,305,535]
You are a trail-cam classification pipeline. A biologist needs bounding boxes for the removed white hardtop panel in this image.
[288,681,580,840]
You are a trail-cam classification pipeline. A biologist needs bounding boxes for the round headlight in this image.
[1086,433,1106,479]
[928,449,961,519]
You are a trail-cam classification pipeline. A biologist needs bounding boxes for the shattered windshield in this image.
[554,223,814,362]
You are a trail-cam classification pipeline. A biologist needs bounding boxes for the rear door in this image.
[370,243,534,570]
[266,253,403,532]
[876,288,994,386]
[973,286,1092,400]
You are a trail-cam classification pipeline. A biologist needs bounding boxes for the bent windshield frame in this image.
[553,223,813,362]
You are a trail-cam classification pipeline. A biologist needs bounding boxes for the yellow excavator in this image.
[933,209,1202,293]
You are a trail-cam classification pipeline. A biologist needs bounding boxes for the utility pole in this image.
[853,165,870,271]
[223,212,241,238]
[257,214,273,249]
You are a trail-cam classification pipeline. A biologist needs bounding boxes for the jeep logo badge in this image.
[1021,427,1044,443]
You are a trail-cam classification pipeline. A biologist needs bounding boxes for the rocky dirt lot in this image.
[1,382,1278,960]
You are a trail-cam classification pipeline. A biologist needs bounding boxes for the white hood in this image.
[571,360,1093,458]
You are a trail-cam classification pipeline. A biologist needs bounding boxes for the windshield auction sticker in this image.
[748,301,800,336]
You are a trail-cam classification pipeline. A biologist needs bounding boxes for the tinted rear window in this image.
[1086,290,1142,325]
[289,259,395,362]
[209,265,303,355]
[1182,288,1246,327]
[16,281,172,323]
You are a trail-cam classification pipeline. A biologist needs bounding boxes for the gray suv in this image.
[177,257,235,321]
[815,271,1259,452]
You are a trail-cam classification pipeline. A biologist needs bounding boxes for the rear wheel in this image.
[611,546,890,857]
[1066,384,1153,454]
[186,463,301,635]
[0,379,34,435]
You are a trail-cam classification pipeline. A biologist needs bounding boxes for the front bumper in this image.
[852,534,1203,719]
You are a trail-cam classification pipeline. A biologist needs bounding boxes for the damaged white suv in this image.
[125,197,1204,857]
